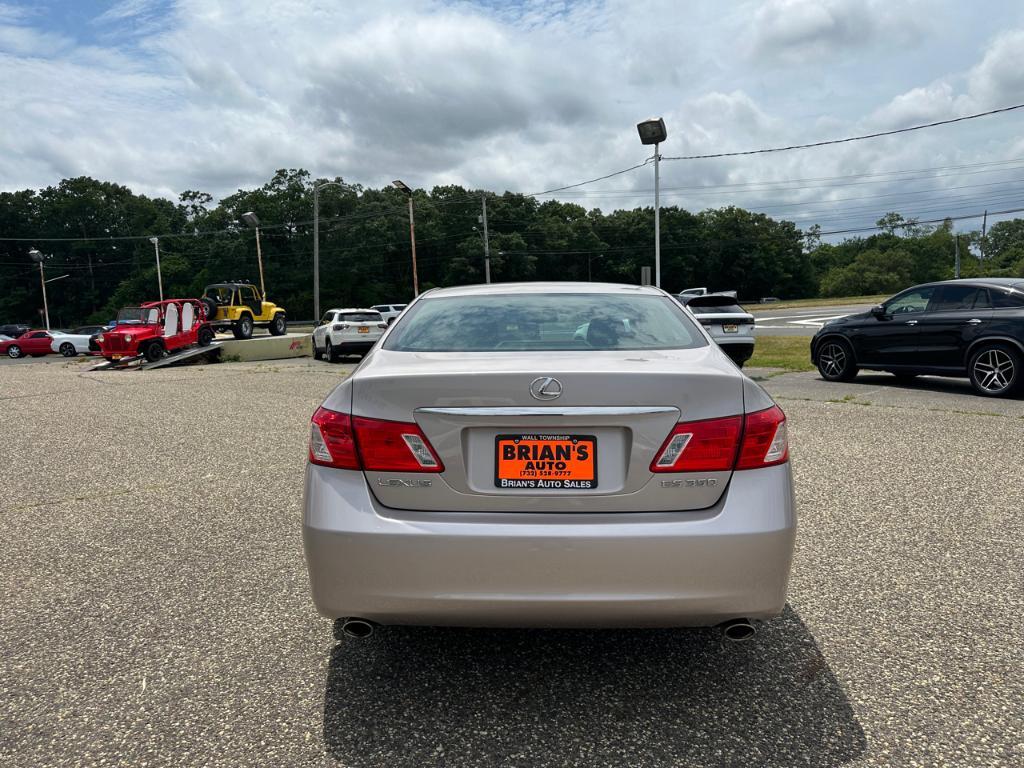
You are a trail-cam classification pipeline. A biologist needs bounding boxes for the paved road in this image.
[753,304,874,336]
[1,359,1022,766]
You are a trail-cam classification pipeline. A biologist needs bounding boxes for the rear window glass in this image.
[384,293,706,352]
[338,312,383,322]
[993,290,1024,309]
[687,302,745,315]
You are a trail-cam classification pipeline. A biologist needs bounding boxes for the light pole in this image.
[149,237,163,301]
[480,195,491,283]
[312,181,349,321]
[392,180,419,296]
[588,253,604,282]
[240,212,265,298]
[28,249,52,330]
[637,117,667,288]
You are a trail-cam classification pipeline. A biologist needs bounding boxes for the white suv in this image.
[312,308,387,362]
[371,304,407,325]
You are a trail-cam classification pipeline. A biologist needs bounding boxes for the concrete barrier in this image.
[217,332,312,362]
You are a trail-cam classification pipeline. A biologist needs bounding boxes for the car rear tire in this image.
[7,345,22,359]
[233,314,254,340]
[197,326,214,347]
[59,342,76,357]
[143,342,164,363]
[325,337,337,363]
[816,339,858,382]
[968,344,1021,397]
[268,313,287,336]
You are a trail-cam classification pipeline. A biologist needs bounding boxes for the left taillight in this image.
[352,416,444,472]
[309,407,360,469]
[308,408,444,473]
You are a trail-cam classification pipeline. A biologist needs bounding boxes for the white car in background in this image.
[371,304,408,325]
[676,293,756,368]
[49,330,94,357]
[312,308,388,362]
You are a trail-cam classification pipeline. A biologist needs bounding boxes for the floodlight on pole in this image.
[28,248,52,330]
[149,237,163,301]
[637,117,667,288]
[241,212,266,298]
[392,180,419,296]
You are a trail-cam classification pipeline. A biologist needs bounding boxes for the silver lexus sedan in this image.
[303,282,795,639]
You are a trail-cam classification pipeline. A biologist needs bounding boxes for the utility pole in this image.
[149,237,163,301]
[954,234,961,279]
[392,180,418,296]
[654,141,661,288]
[313,187,320,320]
[480,195,491,283]
[981,209,988,260]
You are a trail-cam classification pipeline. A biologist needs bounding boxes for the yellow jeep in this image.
[201,282,287,339]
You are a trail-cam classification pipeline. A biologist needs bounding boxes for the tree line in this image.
[1,170,1021,327]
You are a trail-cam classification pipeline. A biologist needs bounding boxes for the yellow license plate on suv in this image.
[495,434,597,489]
[358,326,369,333]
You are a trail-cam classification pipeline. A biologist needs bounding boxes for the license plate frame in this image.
[723,323,739,333]
[494,433,597,490]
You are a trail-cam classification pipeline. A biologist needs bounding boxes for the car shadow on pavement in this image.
[322,605,865,767]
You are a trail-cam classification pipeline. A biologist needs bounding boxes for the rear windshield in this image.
[686,301,746,315]
[338,312,383,322]
[384,293,706,352]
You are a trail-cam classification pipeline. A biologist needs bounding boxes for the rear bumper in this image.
[302,463,796,628]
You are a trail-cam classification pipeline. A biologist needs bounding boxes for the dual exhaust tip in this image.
[337,617,756,641]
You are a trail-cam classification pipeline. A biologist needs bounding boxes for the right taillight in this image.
[651,405,788,473]
[736,405,788,469]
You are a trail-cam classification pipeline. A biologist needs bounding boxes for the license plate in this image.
[494,434,597,489]
[111,354,123,360]
[723,324,739,333]
[358,326,369,333]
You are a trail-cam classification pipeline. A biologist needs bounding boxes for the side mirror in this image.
[871,304,887,318]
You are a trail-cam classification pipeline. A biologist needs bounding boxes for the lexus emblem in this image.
[529,376,563,400]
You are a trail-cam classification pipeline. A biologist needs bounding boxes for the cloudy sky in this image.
[2,0,1024,232]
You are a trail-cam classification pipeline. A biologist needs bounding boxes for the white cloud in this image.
[0,0,1022,239]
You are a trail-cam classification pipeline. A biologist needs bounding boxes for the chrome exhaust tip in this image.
[340,618,376,639]
[720,618,756,642]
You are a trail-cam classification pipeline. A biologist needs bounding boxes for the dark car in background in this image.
[810,278,1024,397]
[0,323,30,339]
[676,293,756,367]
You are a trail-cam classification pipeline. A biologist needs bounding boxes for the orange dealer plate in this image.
[494,434,597,490]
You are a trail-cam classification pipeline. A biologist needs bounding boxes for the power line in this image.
[661,103,1024,161]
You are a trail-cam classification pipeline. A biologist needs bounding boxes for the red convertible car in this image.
[98,299,214,362]
[1,330,56,359]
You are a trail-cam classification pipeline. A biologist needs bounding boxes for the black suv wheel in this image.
[968,344,1021,397]
[233,314,254,340]
[816,338,858,381]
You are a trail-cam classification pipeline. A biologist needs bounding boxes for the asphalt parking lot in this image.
[2,358,1022,767]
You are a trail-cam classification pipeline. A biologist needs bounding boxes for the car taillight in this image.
[333,324,348,331]
[309,407,360,469]
[353,416,444,472]
[308,408,444,472]
[651,415,742,472]
[377,323,388,329]
[651,405,788,473]
[735,405,788,469]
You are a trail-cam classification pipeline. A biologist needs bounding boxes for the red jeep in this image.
[98,299,215,363]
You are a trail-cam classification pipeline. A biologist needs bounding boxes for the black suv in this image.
[810,278,1024,397]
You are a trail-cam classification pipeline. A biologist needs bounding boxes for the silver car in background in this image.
[303,283,795,639]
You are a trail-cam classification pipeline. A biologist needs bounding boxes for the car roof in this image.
[421,281,666,299]
[205,282,254,289]
[918,277,1024,290]
[326,308,381,313]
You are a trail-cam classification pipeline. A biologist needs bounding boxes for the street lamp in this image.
[637,117,667,288]
[392,180,419,296]
[588,253,604,282]
[240,212,265,298]
[312,181,350,321]
[28,249,50,330]
[148,237,163,301]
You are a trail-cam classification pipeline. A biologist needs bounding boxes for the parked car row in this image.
[0,326,111,359]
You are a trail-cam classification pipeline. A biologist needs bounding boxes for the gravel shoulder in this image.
[1,360,1021,767]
